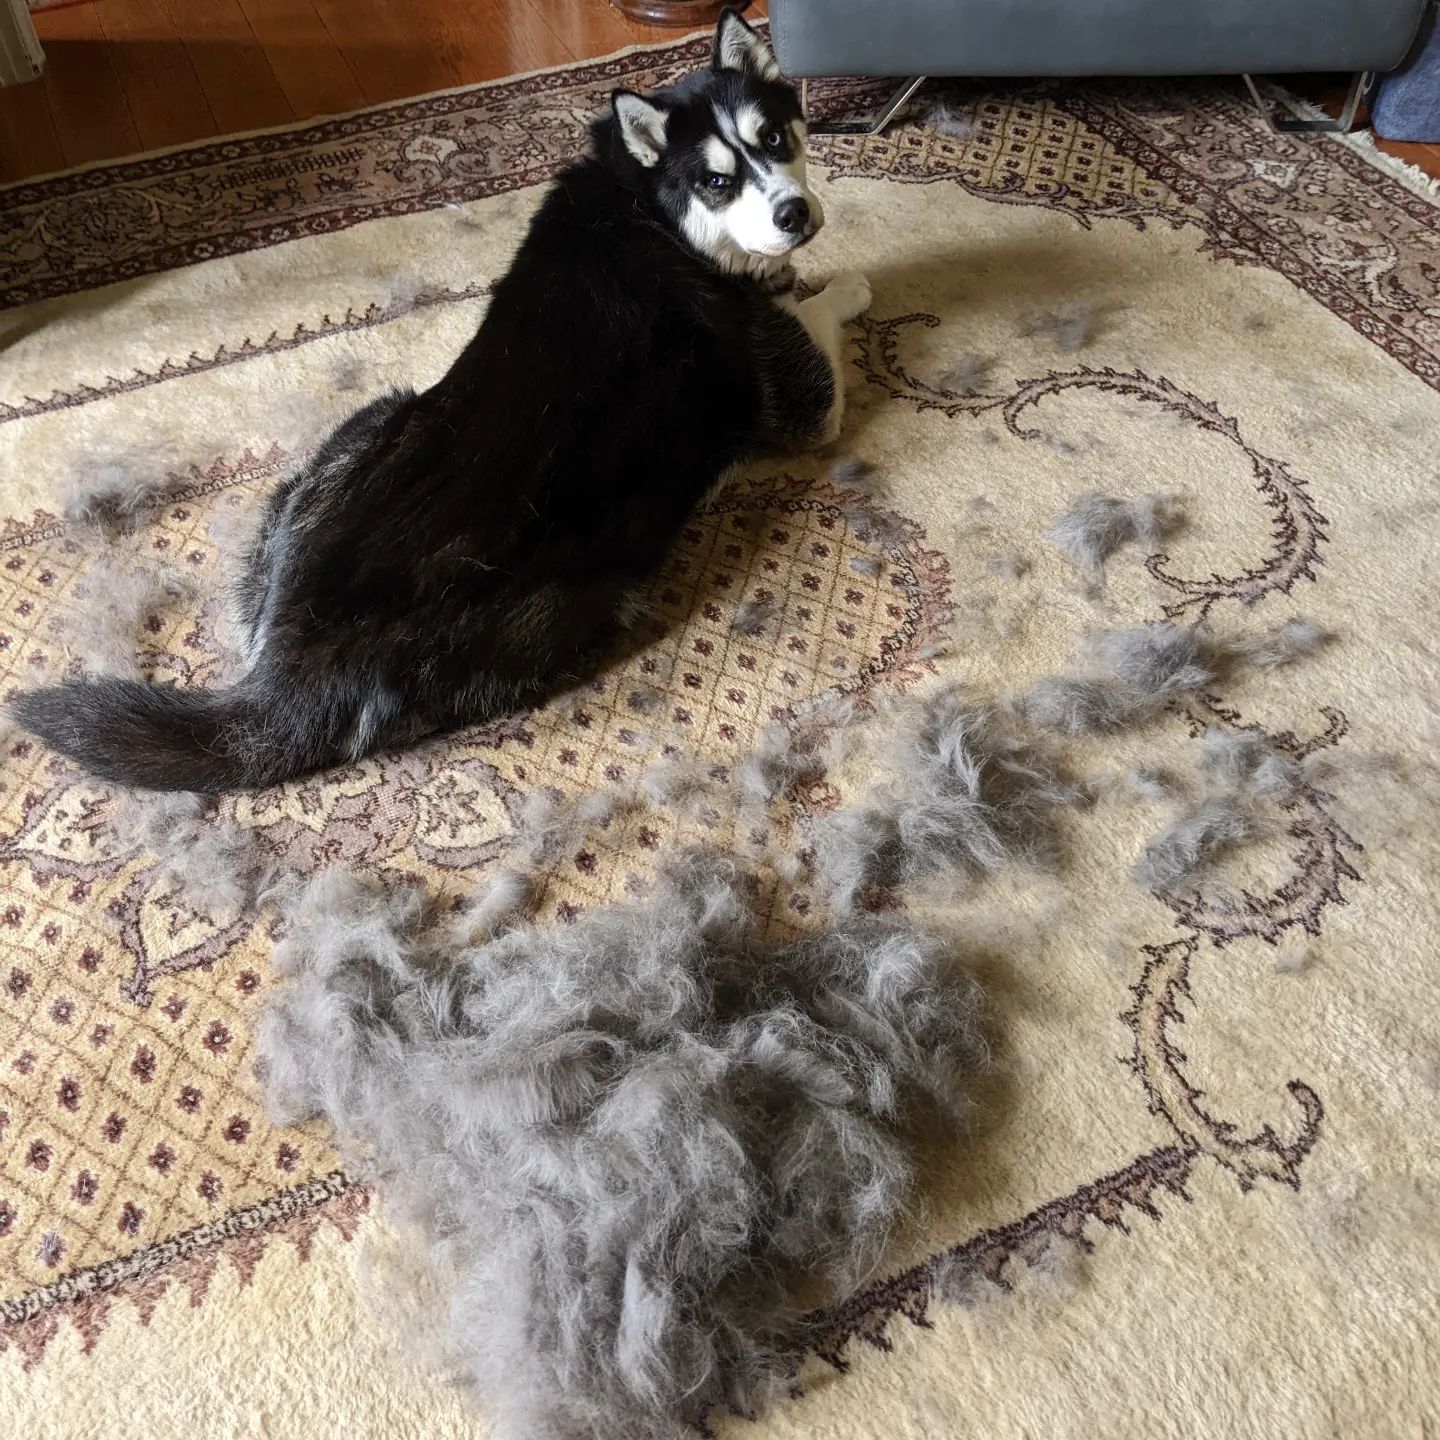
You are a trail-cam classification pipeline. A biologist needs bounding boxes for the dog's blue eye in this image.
[705,173,733,190]
[763,129,784,150]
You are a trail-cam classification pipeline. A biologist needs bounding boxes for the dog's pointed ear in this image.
[712,8,780,81]
[612,90,669,168]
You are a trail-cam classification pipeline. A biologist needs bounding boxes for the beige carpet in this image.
[2,35,1439,1439]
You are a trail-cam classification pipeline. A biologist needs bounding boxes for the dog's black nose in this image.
[773,197,810,236]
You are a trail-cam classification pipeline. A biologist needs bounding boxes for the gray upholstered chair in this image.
[768,0,1431,135]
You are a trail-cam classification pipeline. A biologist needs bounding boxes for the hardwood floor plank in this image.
[418,0,573,83]
[95,0,219,151]
[306,0,462,105]
[0,72,65,183]
[541,2,670,57]
[237,0,364,120]
[162,0,294,135]
[1372,137,1440,180]
[24,2,142,172]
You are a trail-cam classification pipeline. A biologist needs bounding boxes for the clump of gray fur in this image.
[1134,727,1302,894]
[1019,619,1324,739]
[1274,944,1317,975]
[730,596,778,637]
[937,353,993,397]
[1121,766,1178,802]
[52,558,196,680]
[626,683,666,715]
[1018,302,1102,353]
[1019,621,1214,736]
[1132,802,1256,894]
[450,865,538,942]
[1046,491,1181,577]
[813,689,1084,910]
[1092,623,1213,693]
[828,457,878,490]
[331,355,367,393]
[1019,613,1330,743]
[736,697,858,815]
[984,552,1029,581]
[113,791,273,913]
[384,274,427,313]
[62,454,188,535]
[258,852,985,1440]
[1223,617,1330,670]
[924,98,977,139]
[827,461,905,548]
[1196,727,1302,801]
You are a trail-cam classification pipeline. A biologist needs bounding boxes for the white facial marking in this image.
[684,97,824,271]
[713,103,740,149]
[722,182,791,255]
[703,136,735,175]
[679,197,782,280]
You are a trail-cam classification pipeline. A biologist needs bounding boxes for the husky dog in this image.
[11,10,871,793]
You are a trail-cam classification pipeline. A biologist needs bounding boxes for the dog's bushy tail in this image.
[9,675,322,792]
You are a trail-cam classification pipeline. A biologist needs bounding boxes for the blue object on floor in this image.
[1371,2,1440,141]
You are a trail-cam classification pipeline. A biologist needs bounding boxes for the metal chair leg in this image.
[1242,70,1371,134]
[804,76,928,136]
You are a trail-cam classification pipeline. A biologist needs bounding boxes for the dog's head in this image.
[598,9,822,277]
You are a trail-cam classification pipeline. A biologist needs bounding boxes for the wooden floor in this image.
[0,0,757,183]
[1,0,1437,185]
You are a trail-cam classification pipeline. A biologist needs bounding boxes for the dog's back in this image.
[11,13,844,792]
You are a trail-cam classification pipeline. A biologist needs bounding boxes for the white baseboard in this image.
[0,0,44,89]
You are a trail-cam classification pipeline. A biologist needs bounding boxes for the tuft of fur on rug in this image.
[811,688,1085,910]
[1132,801,1256,893]
[1120,765,1179,802]
[1018,302,1103,353]
[984,551,1029,581]
[730,595,779,636]
[257,852,985,1440]
[1019,621,1212,736]
[1018,618,1326,737]
[1133,726,1304,893]
[1222,616,1330,670]
[1196,727,1302,801]
[331,355,368,393]
[1046,491,1182,579]
[112,791,274,914]
[62,452,189,536]
[738,696,857,810]
[828,456,879,491]
[937,352,994,396]
[1274,943,1319,975]
[922,97,978,139]
[50,557,196,680]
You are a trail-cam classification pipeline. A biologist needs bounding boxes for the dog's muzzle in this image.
[773,195,821,246]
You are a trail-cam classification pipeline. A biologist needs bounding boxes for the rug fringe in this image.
[1270,85,1440,202]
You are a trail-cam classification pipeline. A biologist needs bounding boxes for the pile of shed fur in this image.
[252,612,1326,1439]
[47,460,1340,1439]
[259,854,984,1440]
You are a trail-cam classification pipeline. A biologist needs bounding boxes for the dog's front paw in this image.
[760,262,798,297]
[824,271,872,322]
